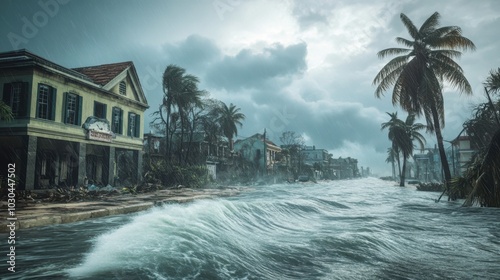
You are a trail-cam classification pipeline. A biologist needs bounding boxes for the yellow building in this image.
[0,50,148,190]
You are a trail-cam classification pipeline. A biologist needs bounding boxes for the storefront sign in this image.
[83,117,113,143]
[87,130,113,143]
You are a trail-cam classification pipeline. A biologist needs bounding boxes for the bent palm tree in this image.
[373,12,475,191]
[382,112,426,186]
[462,68,500,207]
[385,147,398,181]
[160,65,204,161]
[382,112,412,186]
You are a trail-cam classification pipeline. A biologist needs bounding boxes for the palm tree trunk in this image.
[179,111,185,164]
[400,156,407,186]
[392,159,396,180]
[431,104,452,200]
[186,110,196,165]
[431,107,452,182]
[165,104,172,160]
[396,149,402,181]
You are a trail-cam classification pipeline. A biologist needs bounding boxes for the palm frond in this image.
[464,128,500,207]
[400,13,419,39]
[419,11,440,35]
[377,47,411,59]
[394,38,414,48]
[485,68,500,95]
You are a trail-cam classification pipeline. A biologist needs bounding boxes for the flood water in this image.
[2,177,500,279]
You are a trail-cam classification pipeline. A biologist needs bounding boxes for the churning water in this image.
[2,178,500,279]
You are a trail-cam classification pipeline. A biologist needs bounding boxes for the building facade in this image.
[451,133,476,176]
[330,157,359,179]
[0,50,148,189]
[301,146,330,179]
[234,133,281,175]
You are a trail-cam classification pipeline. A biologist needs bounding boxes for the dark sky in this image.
[1,0,499,175]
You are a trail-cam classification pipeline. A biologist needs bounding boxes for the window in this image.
[112,107,123,134]
[119,81,126,95]
[127,112,140,137]
[36,84,56,120]
[63,92,82,125]
[94,101,107,119]
[2,82,29,118]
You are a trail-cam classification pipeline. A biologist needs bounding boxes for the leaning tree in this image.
[373,12,475,192]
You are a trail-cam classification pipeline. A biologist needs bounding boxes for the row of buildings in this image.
[233,133,361,180]
[0,50,360,190]
[146,132,361,181]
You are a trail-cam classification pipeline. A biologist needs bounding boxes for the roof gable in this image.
[72,61,132,86]
[235,133,281,151]
[72,61,148,105]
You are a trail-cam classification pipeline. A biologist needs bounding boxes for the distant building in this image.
[143,131,229,180]
[143,133,164,162]
[301,145,329,179]
[0,50,148,189]
[414,130,478,183]
[234,133,281,175]
[360,166,371,177]
[330,157,359,179]
[413,147,442,182]
[451,131,477,176]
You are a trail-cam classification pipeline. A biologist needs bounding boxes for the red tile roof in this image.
[72,61,132,86]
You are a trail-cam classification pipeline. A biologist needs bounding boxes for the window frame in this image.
[2,82,30,118]
[112,106,123,135]
[63,92,83,125]
[36,83,56,121]
[127,112,140,138]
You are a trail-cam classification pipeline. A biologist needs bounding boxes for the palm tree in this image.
[382,112,411,186]
[404,113,427,150]
[382,113,403,179]
[373,12,475,189]
[485,68,500,95]
[176,76,205,164]
[160,65,205,162]
[385,147,398,181]
[217,102,245,151]
[461,69,500,207]
[161,65,185,158]
[382,112,426,186]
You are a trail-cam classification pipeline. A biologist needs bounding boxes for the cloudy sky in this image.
[1,0,499,176]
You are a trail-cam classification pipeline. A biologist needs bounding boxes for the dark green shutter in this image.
[77,95,82,125]
[35,84,40,118]
[2,83,12,106]
[103,104,107,121]
[63,92,68,123]
[127,112,131,136]
[19,82,29,117]
[119,108,123,134]
[93,101,97,117]
[135,114,140,137]
[50,87,56,121]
